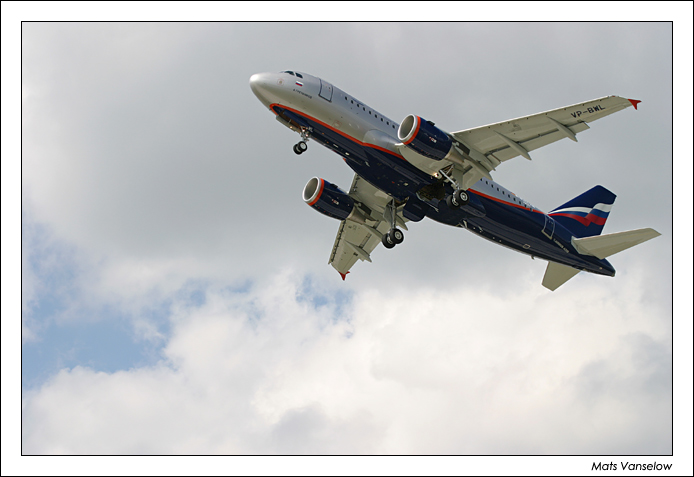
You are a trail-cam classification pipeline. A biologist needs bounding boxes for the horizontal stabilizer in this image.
[542,262,581,291]
[571,228,661,259]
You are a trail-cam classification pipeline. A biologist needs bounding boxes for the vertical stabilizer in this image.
[549,185,616,238]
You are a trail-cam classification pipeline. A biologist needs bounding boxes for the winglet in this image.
[339,271,350,281]
[628,99,641,110]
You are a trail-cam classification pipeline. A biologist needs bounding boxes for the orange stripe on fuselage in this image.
[269,103,407,161]
[468,188,544,214]
[271,103,543,215]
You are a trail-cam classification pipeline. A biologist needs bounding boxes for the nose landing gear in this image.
[293,128,311,155]
[293,141,308,155]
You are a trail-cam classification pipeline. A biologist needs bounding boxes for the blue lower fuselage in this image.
[272,104,615,277]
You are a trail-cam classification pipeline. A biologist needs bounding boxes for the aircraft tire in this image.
[454,189,469,206]
[297,141,308,153]
[390,228,404,245]
[382,233,396,249]
[293,144,302,155]
[446,195,460,209]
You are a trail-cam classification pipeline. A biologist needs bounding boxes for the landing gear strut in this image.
[382,198,404,249]
[293,128,310,155]
[438,169,470,209]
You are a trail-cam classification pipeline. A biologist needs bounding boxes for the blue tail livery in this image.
[549,185,616,238]
[250,71,660,290]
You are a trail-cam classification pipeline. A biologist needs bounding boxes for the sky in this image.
[5,3,693,475]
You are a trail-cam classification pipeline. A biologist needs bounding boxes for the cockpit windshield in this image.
[281,71,303,78]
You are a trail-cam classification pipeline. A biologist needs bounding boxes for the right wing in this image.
[328,174,408,279]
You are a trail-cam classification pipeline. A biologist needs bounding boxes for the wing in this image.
[451,96,640,169]
[328,174,408,279]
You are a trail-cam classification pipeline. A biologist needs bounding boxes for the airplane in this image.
[249,71,660,290]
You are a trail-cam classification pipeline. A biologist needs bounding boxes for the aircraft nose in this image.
[249,72,273,100]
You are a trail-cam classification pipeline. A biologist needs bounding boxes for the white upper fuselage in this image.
[249,70,535,209]
[250,71,399,145]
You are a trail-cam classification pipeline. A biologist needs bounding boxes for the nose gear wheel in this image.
[293,141,308,155]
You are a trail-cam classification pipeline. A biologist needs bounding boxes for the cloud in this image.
[22,269,671,455]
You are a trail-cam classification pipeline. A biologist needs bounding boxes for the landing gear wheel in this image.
[293,141,308,155]
[389,228,404,245]
[446,195,460,209]
[454,189,469,206]
[382,233,396,249]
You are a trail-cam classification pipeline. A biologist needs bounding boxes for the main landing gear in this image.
[293,128,310,155]
[381,198,405,249]
[438,169,470,210]
[381,227,404,249]
[446,188,470,209]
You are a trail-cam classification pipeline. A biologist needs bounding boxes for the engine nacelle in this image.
[303,177,369,224]
[398,115,454,161]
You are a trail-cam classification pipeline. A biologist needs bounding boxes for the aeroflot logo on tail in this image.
[550,203,612,226]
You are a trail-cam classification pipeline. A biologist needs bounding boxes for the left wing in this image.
[329,174,408,279]
[450,96,640,167]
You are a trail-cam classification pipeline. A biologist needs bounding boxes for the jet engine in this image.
[303,177,369,224]
[398,115,463,161]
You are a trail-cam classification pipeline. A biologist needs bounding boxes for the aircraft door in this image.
[542,215,555,239]
[319,79,333,102]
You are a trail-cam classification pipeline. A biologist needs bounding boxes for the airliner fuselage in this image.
[250,71,658,289]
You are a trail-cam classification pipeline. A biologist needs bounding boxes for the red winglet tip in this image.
[628,99,641,110]
[339,271,349,281]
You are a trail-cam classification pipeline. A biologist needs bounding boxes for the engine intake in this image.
[303,177,369,224]
[398,114,454,161]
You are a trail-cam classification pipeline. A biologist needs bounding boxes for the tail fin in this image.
[549,185,616,238]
